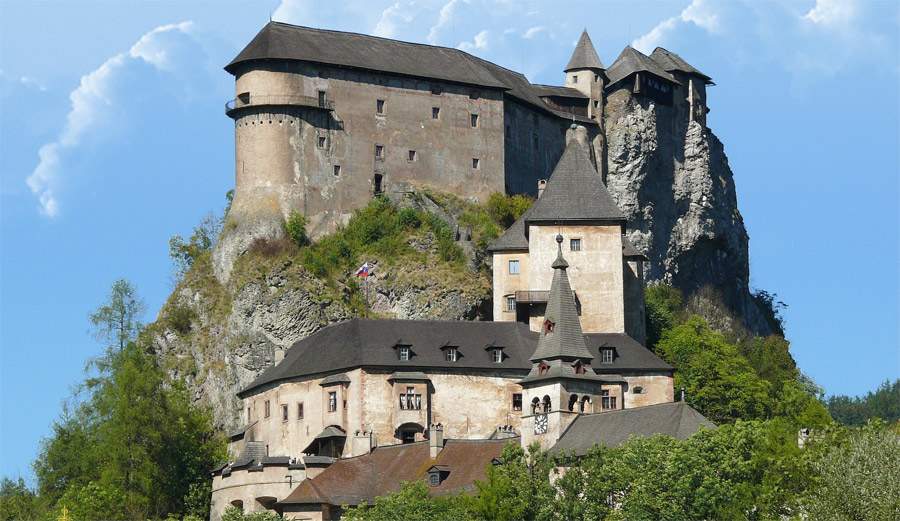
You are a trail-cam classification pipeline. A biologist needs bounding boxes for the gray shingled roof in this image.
[486,209,530,252]
[239,319,671,397]
[528,240,593,362]
[565,31,605,71]
[605,46,680,87]
[319,373,351,386]
[623,237,647,259]
[525,136,626,223]
[649,47,712,83]
[227,22,596,125]
[551,402,715,455]
[531,84,589,99]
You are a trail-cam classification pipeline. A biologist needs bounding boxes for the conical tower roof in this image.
[529,236,593,362]
[565,30,604,72]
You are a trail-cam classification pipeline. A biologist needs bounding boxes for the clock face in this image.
[534,413,548,435]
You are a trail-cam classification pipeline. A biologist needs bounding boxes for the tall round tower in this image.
[564,30,608,178]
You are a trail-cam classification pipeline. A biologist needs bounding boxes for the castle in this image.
[209,23,715,520]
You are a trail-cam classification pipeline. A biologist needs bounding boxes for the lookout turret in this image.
[564,30,605,121]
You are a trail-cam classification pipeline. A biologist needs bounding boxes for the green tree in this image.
[470,443,557,521]
[342,480,471,521]
[826,379,900,426]
[0,477,45,521]
[803,421,900,521]
[89,279,145,354]
[657,317,773,423]
[644,284,683,350]
[284,211,310,247]
[169,213,221,278]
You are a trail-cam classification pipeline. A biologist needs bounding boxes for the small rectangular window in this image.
[594,74,600,82]
[399,346,411,361]
[492,348,503,363]
[376,99,385,114]
[470,113,479,128]
[333,165,341,176]
[408,150,417,161]
[432,106,440,119]
[328,391,337,412]
[505,295,516,312]
[247,407,251,422]
[508,259,520,275]
[281,404,288,422]
[601,348,614,364]
[445,347,458,362]
[264,400,270,418]
[375,144,384,159]
[317,135,327,148]
[593,100,600,108]
[317,90,327,106]
[570,238,582,252]
[297,402,304,419]
[472,158,480,169]
[512,393,522,411]
[572,74,578,83]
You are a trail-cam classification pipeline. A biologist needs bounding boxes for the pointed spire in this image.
[565,30,604,72]
[529,236,592,363]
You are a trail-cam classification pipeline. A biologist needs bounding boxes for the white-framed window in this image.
[445,347,459,362]
[281,404,288,422]
[505,295,516,312]
[328,391,337,412]
[508,259,520,275]
[601,390,617,410]
[399,386,422,410]
[398,345,411,361]
[600,348,614,364]
[570,238,582,252]
[492,348,503,363]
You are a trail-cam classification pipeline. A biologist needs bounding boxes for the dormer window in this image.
[542,319,555,335]
[398,345,411,361]
[444,347,459,362]
[427,466,449,486]
[600,348,614,364]
[492,348,503,363]
[429,472,440,486]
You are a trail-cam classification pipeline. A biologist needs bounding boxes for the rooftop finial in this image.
[552,234,568,269]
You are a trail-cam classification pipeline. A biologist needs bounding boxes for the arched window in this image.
[230,500,244,511]
[531,397,540,413]
[542,395,551,413]
[568,394,578,411]
[580,395,592,413]
[632,386,644,394]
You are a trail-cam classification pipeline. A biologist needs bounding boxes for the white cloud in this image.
[803,0,858,27]
[373,1,415,38]
[632,0,720,53]
[272,0,312,25]
[457,29,489,52]
[428,0,467,44]
[522,26,546,39]
[26,22,195,218]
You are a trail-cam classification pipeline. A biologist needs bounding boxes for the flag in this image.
[355,262,371,278]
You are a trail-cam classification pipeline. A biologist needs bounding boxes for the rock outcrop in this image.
[605,95,772,335]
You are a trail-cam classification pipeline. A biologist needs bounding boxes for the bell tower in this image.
[519,234,607,450]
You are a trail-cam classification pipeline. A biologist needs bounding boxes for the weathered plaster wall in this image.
[623,373,674,408]
[491,250,531,322]
[503,99,568,195]
[527,224,625,333]
[623,258,647,345]
[210,465,306,521]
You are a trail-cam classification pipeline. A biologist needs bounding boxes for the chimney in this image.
[537,179,547,198]
[429,423,444,458]
[351,429,375,456]
[565,123,588,145]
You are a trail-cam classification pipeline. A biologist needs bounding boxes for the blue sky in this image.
[1,0,897,483]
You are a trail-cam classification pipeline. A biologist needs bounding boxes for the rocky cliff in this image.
[604,94,773,335]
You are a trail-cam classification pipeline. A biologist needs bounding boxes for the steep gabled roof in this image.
[565,30,605,71]
[525,135,626,224]
[238,319,671,397]
[649,47,713,83]
[279,438,511,506]
[551,402,715,456]
[623,237,647,259]
[226,22,597,125]
[605,46,679,87]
